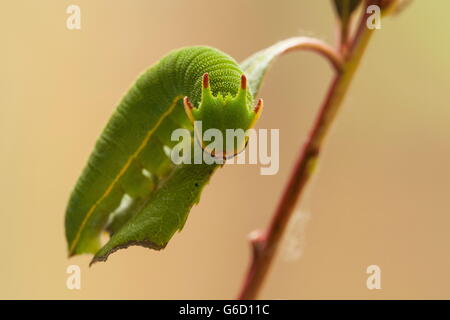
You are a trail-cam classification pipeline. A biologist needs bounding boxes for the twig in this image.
[238,0,379,300]
[279,37,343,72]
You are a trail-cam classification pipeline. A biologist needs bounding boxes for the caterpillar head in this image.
[183,73,263,159]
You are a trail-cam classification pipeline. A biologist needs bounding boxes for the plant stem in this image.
[280,37,343,72]
[237,1,377,300]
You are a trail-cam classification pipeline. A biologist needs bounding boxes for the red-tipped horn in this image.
[183,96,195,122]
[240,74,247,90]
[183,96,194,110]
[202,73,209,89]
[254,98,263,114]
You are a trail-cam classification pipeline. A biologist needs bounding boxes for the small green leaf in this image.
[333,0,362,21]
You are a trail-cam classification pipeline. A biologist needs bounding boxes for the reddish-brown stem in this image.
[238,1,379,300]
[338,15,351,55]
[280,38,343,72]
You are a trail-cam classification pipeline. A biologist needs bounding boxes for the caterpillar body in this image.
[65,46,263,259]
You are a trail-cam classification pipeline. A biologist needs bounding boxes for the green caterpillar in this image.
[65,36,303,263]
[65,46,263,260]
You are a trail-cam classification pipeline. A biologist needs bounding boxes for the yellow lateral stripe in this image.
[69,96,183,253]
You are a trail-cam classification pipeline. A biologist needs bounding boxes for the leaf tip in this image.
[89,240,166,266]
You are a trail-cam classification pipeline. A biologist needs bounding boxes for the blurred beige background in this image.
[1,0,449,299]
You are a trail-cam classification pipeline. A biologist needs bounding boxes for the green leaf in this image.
[92,163,217,264]
[333,0,362,22]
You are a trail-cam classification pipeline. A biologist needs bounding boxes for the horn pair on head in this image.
[183,73,263,159]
